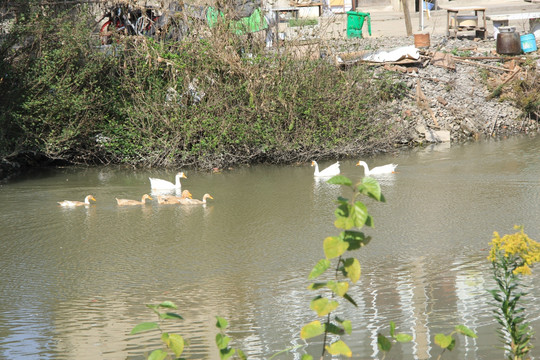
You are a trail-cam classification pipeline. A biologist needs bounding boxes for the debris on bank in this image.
[327,35,539,145]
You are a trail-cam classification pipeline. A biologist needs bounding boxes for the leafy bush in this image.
[1,4,404,169]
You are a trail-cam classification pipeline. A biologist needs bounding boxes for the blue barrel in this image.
[521,33,537,53]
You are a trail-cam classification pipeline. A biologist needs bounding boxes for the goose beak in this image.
[355,161,360,166]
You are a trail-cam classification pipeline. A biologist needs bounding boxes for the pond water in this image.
[1,135,540,360]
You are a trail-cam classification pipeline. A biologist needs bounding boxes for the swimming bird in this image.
[184,193,214,205]
[58,195,96,207]
[311,160,340,177]
[149,172,187,191]
[157,190,193,204]
[356,160,398,175]
[116,194,152,206]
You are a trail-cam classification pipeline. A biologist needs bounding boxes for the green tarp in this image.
[207,7,268,35]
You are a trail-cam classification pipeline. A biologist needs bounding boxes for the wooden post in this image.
[401,0,413,36]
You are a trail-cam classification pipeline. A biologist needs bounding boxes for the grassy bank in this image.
[1,4,408,172]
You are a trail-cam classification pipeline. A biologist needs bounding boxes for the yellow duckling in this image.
[58,195,96,207]
[157,190,193,205]
[184,193,214,205]
[116,194,153,206]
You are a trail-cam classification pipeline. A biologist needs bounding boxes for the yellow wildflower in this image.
[488,227,540,275]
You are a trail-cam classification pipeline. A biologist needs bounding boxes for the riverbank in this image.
[323,34,539,143]
[1,6,539,181]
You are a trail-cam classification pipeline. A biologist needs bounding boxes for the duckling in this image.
[157,190,192,204]
[184,193,214,205]
[58,195,96,207]
[116,194,152,206]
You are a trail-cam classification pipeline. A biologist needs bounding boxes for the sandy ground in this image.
[316,0,540,39]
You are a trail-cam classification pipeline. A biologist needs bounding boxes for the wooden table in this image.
[444,6,487,39]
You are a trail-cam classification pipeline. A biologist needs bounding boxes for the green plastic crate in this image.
[346,11,371,38]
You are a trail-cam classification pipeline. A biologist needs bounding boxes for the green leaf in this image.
[327,281,349,297]
[334,204,354,230]
[159,312,184,320]
[377,333,392,352]
[334,317,352,334]
[325,340,352,357]
[310,297,339,316]
[325,323,345,335]
[236,349,247,360]
[350,201,369,228]
[343,293,358,307]
[389,321,396,337]
[308,259,331,279]
[447,338,456,351]
[301,355,313,360]
[334,200,371,229]
[365,214,374,227]
[395,333,413,343]
[455,325,477,338]
[300,321,324,339]
[164,333,184,357]
[130,322,159,335]
[307,282,327,290]
[148,349,168,360]
[342,230,369,250]
[323,236,349,259]
[327,175,352,186]
[215,316,228,330]
[434,333,453,349]
[216,333,231,350]
[219,347,235,360]
[343,258,361,283]
[342,320,352,335]
[358,177,384,202]
[158,301,178,309]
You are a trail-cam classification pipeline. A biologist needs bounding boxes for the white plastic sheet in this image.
[361,45,420,63]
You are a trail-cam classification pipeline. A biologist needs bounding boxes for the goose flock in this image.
[57,173,213,207]
[57,159,397,207]
[311,159,398,177]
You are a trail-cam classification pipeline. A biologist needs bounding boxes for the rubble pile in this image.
[323,34,539,145]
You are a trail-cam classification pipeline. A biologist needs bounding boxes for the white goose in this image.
[356,161,397,175]
[58,195,96,207]
[149,172,186,191]
[311,161,340,177]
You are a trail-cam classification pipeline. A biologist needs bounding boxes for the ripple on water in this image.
[2,137,540,359]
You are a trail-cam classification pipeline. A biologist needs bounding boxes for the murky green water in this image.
[1,135,540,359]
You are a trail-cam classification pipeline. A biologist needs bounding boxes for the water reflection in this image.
[1,136,540,359]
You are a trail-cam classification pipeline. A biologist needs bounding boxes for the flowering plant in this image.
[488,226,540,360]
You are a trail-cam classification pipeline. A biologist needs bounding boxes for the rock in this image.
[415,124,427,134]
[425,129,451,143]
